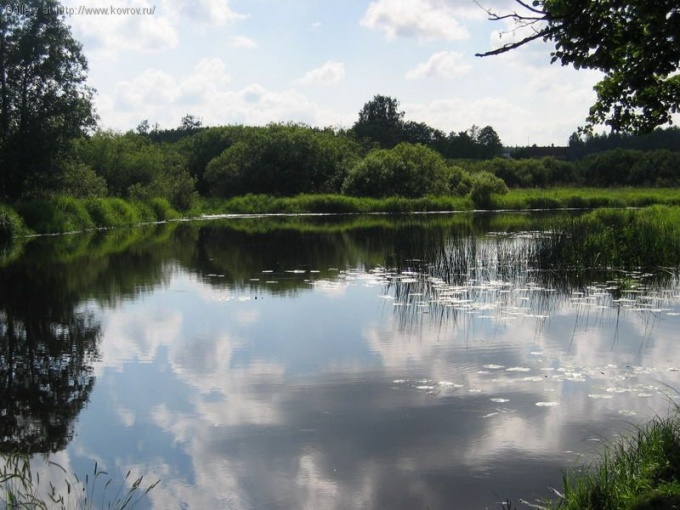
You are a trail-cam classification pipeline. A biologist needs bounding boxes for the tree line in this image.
[1,2,680,208]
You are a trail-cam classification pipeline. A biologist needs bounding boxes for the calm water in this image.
[2,212,680,509]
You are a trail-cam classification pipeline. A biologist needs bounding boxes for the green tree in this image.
[342,143,449,198]
[204,124,360,197]
[352,94,405,148]
[476,126,504,158]
[0,0,96,199]
[477,1,680,133]
[70,131,196,210]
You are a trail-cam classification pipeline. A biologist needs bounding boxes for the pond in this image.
[1,212,680,509]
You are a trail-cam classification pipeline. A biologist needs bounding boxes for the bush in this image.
[0,204,28,241]
[57,161,108,198]
[469,171,509,207]
[343,143,449,198]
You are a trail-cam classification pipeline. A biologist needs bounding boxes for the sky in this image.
[60,0,607,147]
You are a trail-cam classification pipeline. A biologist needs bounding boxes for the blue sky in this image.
[62,0,606,146]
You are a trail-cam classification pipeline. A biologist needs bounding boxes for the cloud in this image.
[228,35,258,48]
[63,0,248,58]
[64,0,179,55]
[406,51,472,80]
[164,0,248,27]
[99,60,351,130]
[297,61,346,86]
[360,0,470,40]
[113,57,232,112]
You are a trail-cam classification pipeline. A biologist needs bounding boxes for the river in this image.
[1,212,679,509]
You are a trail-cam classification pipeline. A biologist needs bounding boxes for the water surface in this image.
[2,213,679,509]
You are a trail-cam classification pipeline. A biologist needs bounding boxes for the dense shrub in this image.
[204,124,361,198]
[0,204,28,241]
[468,171,509,207]
[342,143,449,198]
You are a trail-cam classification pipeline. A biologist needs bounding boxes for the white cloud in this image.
[164,0,248,27]
[406,51,472,80]
[228,35,258,48]
[64,0,179,56]
[99,61,350,130]
[111,57,232,120]
[297,61,346,86]
[64,0,248,58]
[360,0,470,40]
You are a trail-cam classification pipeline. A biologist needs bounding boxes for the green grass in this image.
[194,193,476,216]
[491,188,680,211]
[552,410,680,510]
[192,188,680,216]
[12,197,180,235]
[3,188,680,238]
[534,205,680,269]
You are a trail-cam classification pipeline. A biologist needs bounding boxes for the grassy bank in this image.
[493,187,680,210]
[2,188,680,238]
[0,197,180,237]
[192,188,680,216]
[518,408,680,510]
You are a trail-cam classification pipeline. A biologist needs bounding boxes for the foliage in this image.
[352,94,405,149]
[568,126,680,158]
[55,161,108,199]
[175,125,250,193]
[350,95,505,159]
[0,204,28,242]
[477,1,680,133]
[69,131,197,210]
[468,170,509,207]
[0,0,97,200]
[580,149,680,187]
[204,123,361,197]
[342,143,450,198]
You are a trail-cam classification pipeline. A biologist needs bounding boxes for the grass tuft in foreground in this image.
[510,408,680,510]
[555,410,680,510]
[0,454,159,510]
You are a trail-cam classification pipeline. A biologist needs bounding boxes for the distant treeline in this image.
[4,94,680,210]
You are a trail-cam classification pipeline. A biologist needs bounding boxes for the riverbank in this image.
[2,188,680,238]
[515,407,680,510]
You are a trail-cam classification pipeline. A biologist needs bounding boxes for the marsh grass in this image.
[553,409,680,510]
[14,197,179,234]
[534,206,680,270]
[491,188,680,211]
[0,455,159,510]
[194,193,474,215]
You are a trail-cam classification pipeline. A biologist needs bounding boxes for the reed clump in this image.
[554,410,680,510]
[0,454,159,510]
[534,206,680,270]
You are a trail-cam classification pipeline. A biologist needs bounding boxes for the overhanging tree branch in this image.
[475,28,551,57]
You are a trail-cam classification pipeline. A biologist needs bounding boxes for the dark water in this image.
[2,212,680,509]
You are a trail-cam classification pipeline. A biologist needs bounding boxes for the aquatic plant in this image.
[0,454,159,510]
[534,206,680,270]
